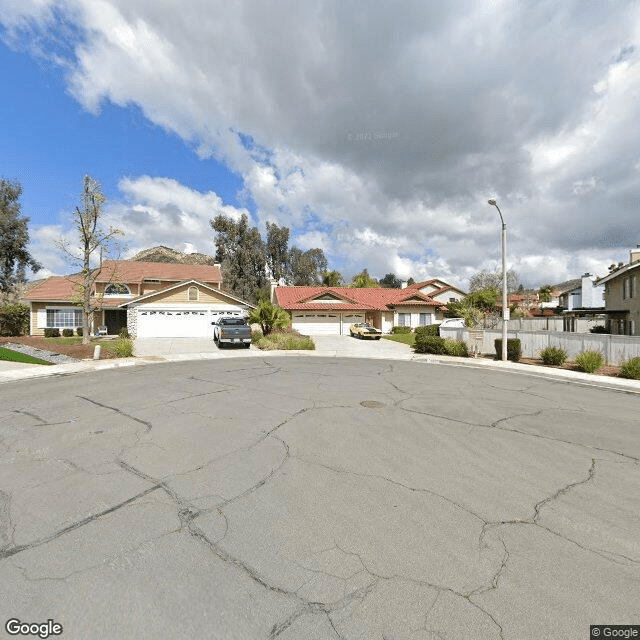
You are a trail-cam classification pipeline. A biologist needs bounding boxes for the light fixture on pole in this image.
[487,198,508,362]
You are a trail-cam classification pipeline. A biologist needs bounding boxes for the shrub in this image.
[494,338,521,362]
[255,330,314,350]
[574,350,603,373]
[589,325,608,334]
[119,328,130,339]
[391,326,412,334]
[251,329,263,344]
[247,300,290,335]
[108,337,133,358]
[444,339,469,357]
[76,327,83,336]
[618,357,640,379]
[44,328,60,338]
[414,334,447,354]
[0,303,29,336]
[540,346,567,366]
[62,328,74,337]
[414,325,439,337]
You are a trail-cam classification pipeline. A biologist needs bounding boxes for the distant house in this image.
[273,284,449,335]
[403,279,467,305]
[557,273,606,332]
[595,249,640,336]
[23,260,254,338]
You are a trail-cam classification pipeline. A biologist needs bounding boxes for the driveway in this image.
[133,334,412,359]
[1,357,638,639]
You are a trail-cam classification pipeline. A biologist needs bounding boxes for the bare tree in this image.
[59,175,123,344]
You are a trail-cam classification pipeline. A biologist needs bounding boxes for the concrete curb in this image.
[1,349,639,393]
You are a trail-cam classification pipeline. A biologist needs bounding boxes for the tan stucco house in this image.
[596,249,640,336]
[23,260,254,338]
[274,285,449,335]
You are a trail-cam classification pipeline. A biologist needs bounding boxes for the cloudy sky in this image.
[1,0,639,288]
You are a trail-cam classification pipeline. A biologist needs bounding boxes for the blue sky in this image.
[1,1,639,287]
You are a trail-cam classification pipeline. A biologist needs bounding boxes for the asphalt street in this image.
[0,356,638,639]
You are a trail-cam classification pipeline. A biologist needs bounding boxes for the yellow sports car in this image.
[349,322,382,339]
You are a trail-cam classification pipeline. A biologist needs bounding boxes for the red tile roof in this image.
[275,286,442,311]
[23,261,222,304]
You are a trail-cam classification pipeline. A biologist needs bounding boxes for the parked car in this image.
[438,317,466,328]
[212,316,252,348]
[349,322,382,339]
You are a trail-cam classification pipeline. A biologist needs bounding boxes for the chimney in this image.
[630,249,640,264]
[270,279,279,303]
[400,280,408,289]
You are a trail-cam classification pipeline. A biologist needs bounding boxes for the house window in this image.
[449,297,456,303]
[629,320,636,336]
[419,313,432,325]
[104,283,130,295]
[632,276,637,299]
[623,278,629,300]
[47,309,83,328]
[188,286,198,301]
[398,313,410,326]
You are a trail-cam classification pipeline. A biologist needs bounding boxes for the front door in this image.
[104,310,128,335]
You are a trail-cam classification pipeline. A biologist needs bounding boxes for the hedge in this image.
[494,338,521,362]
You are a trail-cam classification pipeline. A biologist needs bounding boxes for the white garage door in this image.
[292,313,342,335]
[137,309,212,338]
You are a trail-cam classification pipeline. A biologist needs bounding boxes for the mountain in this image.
[129,246,217,266]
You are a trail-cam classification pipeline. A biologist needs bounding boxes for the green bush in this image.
[255,330,314,350]
[76,327,83,336]
[444,339,468,357]
[618,357,640,379]
[414,335,447,354]
[414,325,439,337]
[251,329,263,344]
[494,338,521,362]
[119,328,130,339]
[44,328,60,338]
[540,346,567,366]
[574,350,603,373]
[108,337,133,358]
[62,328,74,337]
[391,326,412,334]
[0,303,29,336]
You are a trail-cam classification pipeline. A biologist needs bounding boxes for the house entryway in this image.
[104,310,128,335]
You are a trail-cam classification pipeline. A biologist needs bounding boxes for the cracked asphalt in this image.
[0,356,638,640]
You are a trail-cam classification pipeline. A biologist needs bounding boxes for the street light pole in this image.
[488,198,508,362]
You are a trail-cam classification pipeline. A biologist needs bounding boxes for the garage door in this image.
[292,313,342,335]
[137,309,212,338]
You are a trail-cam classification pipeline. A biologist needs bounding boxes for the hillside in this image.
[129,246,218,266]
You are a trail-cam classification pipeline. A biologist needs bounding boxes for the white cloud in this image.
[8,1,640,286]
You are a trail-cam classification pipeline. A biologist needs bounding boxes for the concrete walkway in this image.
[0,335,639,393]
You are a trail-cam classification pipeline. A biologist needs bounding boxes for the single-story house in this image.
[273,285,448,335]
[23,260,254,338]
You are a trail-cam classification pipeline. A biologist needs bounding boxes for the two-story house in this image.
[595,249,640,336]
[23,260,254,338]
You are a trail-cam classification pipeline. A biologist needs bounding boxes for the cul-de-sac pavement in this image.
[1,354,639,640]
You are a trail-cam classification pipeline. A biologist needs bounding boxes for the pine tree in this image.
[0,178,42,300]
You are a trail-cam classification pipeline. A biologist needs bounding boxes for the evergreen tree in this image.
[211,213,267,303]
[322,270,343,287]
[0,178,42,300]
[265,221,290,282]
[351,268,378,288]
[379,273,402,288]
[287,247,328,285]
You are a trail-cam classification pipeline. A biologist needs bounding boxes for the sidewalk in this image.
[1,347,639,393]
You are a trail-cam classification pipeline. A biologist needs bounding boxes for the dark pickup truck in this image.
[212,316,252,348]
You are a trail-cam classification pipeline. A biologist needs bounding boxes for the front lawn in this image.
[382,333,416,346]
[0,347,52,365]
